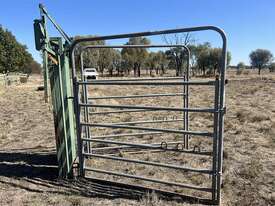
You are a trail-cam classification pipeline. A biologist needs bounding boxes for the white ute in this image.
[83,68,99,80]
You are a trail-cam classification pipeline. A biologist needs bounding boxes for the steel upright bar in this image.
[80,52,91,153]
[39,7,49,103]
[72,67,84,177]
[212,76,220,202]
[216,42,227,205]
[185,51,190,149]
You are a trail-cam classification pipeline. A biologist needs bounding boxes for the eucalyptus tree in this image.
[249,49,273,75]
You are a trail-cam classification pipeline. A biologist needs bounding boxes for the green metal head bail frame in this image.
[34,4,76,178]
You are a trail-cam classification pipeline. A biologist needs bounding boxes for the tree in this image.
[74,35,105,71]
[237,62,246,70]
[269,62,275,72]
[28,61,42,74]
[121,37,150,77]
[249,49,273,75]
[108,49,121,76]
[0,25,34,73]
[196,43,231,76]
[165,48,188,76]
[163,33,195,76]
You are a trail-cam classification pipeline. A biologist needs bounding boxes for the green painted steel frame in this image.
[34,9,76,178]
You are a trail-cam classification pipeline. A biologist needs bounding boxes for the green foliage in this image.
[0,25,34,73]
[269,62,275,72]
[249,49,273,75]
[145,51,168,76]
[76,35,231,77]
[194,43,231,76]
[121,37,150,76]
[74,35,105,69]
[237,62,246,69]
[165,47,188,76]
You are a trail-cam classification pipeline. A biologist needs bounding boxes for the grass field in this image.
[0,71,274,206]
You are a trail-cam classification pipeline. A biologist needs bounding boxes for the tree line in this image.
[76,35,232,77]
[236,49,275,75]
[0,25,41,74]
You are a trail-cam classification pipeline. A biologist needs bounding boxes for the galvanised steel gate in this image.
[35,4,227,205]
[71,29,227,205]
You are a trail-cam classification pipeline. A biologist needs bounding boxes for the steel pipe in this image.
[84,153,212,174]
[78,80,216,86]
[80,103,215,113]
[81,122,213,137]
[82,139,212,157]
[89,92,186,100]
[85,167,212,192]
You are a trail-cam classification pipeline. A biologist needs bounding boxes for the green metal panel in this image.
[33,19,45,51]
[46,38,76,178]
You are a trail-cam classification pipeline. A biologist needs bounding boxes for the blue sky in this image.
[0,0,275,65]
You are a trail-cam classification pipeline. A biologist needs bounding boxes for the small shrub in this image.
[20,76,28,83]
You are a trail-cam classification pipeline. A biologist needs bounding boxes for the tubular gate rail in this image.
[34,4,227,205]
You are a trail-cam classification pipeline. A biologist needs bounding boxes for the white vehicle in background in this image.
[83,68,99,80]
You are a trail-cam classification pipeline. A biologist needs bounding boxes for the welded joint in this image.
[220,107,226,115]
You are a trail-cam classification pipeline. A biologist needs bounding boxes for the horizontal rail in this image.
[84,167,212,192]
[89,143,212,156]
[82,139,212,156]
[84,153,212,174]
[91,132,163,139]
[78,80,216,86]
[89,109,154,115]
[91,141,185,150]
[86,77,187,82]
[80,103,215,113]
[81,122,213,137]
[96,119,184,126]
[81,44,190,50]
[88,92,185,100]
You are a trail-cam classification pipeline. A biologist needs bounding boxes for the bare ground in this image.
[0,71,274,206]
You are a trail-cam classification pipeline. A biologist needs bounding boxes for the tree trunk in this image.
[161,65,165,75]
[150,65,153,76]
[137,64,141,77]
[258,66,261,75]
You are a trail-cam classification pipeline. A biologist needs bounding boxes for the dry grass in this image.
[0,71,274,205]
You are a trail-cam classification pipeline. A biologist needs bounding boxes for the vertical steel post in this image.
[211,76,220,202]
[40,8,49,103]
[185,48,190,150]
[75,81,85,177]
[80,53,91,153]
[183,71,186,148]
[216,33,227,205]
[71,50,85,177]
[42,50,49,103]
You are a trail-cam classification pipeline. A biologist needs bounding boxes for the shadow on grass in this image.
[0,149,213,205]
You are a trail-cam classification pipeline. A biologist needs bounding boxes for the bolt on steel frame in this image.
[34,4,227,205]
